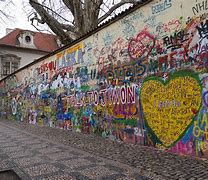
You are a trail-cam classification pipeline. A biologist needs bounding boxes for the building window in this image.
[11,62,19,73]
[2,62,10,75]
[1,55,20,76]
[25,35,31,43]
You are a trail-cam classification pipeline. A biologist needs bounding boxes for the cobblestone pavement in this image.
[0,121,149,180]
[1,120,208,179]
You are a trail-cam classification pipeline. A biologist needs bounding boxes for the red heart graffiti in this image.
[128,31,155,59]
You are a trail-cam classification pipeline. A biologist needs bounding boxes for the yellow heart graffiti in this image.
[141,74,201,147]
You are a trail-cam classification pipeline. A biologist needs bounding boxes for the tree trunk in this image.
[29,0,76,44]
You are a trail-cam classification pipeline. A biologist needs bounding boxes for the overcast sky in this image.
[0,0,38,38]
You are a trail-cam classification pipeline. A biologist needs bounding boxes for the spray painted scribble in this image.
[152,0,172,15]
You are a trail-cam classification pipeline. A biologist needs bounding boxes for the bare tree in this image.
[29,0,147,45]
[0,0,14,24]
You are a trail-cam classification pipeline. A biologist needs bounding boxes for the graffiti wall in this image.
[1,0,208,158]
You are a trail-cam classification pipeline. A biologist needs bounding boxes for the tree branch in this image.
[61,23,75,31]
[29,0,76,44]
[0,0,14,23]
[62,0,75,15]
[98,0,142,24]
[29,0,71,22]
[30,12,45,24]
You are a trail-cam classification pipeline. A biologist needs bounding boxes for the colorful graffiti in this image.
[141,71,202,147]
[1,0,208,159]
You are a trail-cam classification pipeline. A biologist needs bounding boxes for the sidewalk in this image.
[1,119,208,179]
[0,120,149,180]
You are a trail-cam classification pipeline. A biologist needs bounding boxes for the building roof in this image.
[0,28,59,52]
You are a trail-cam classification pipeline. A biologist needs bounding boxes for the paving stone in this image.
[38,173,76,180]
[24,164,60,177]
[62,158,93,170]
[75,164,97,171]
[36,147,63,154]
[68,172,91,180]
[0,159,16,169]
[103,164,124,173]
[79,166,117,179]
[0,153,9,160]
[44,151,77,161]
[8,150,34,159]
[21,140,42,145]
[2,119,208,179]
[27,143,50,149]
[0,142,18,147]
[1,146,25,153]
[13,157,45,167]
[101,173,126,180]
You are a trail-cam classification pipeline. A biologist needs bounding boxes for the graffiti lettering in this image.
[141,73,201,147]
[152,0,172,15]
[37,61,56,74]
[106,61,146,85]
[163,30,190,50]
[192,0,208,15]
[203,91,208,107]
[196,19,208,38]
[56,43,83,70]
[68,85,136,107]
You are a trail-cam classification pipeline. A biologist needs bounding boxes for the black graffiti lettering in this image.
[163,30,189,50]
[192,0,208,15]
[136,63,146,77]
[196,20,208,38]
